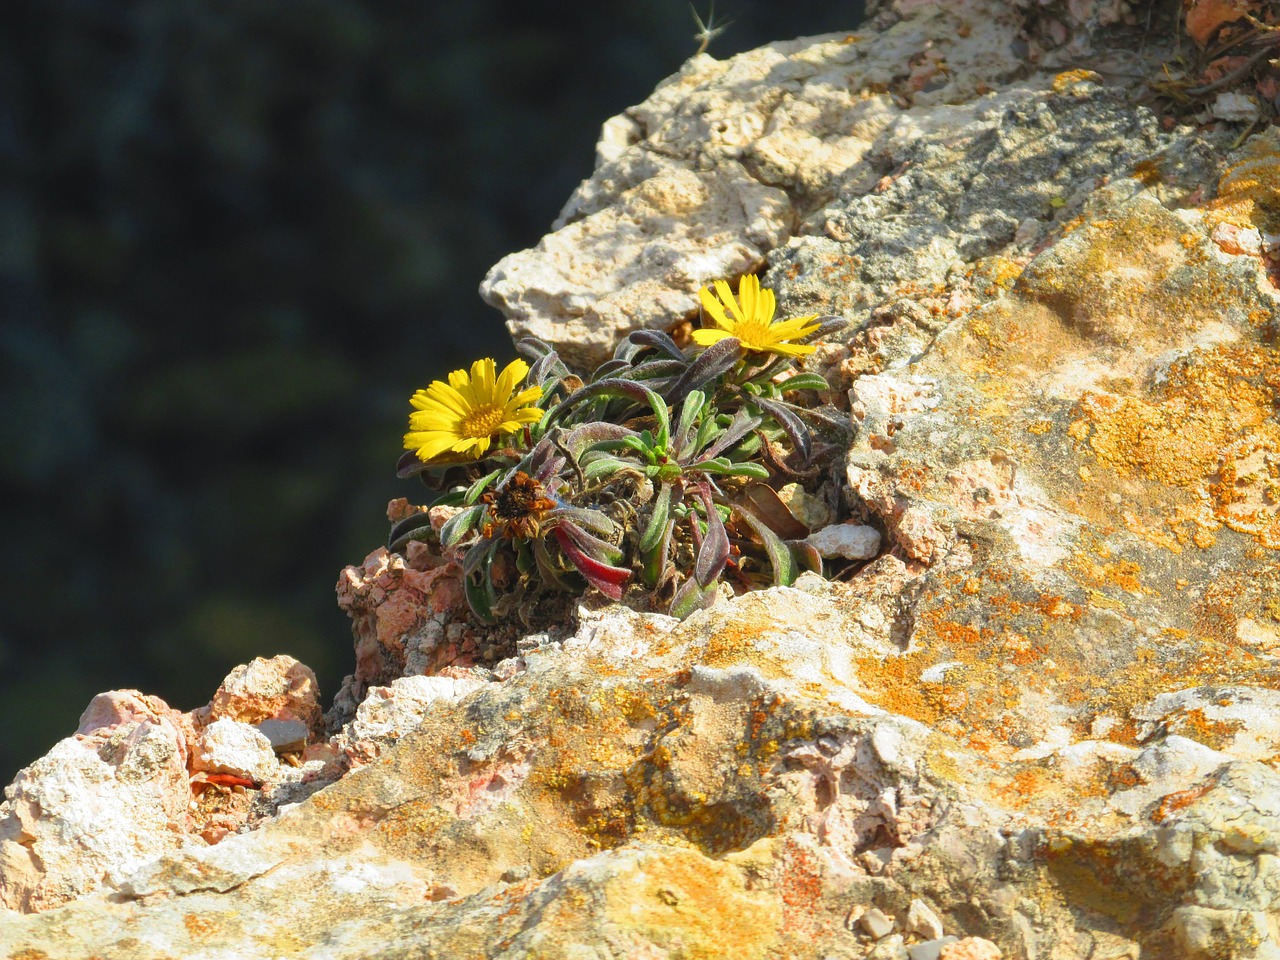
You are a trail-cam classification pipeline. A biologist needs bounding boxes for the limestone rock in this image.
[6,1,1280,957]
[0,699,189,912]
[208,655,323,735]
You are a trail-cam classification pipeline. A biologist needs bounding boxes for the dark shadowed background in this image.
[0,0,863,784]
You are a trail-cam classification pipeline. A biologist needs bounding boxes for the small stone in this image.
[806,523,881,560]
[859,907,896,939]
[906,899,945,939]
[939,938,1002,960]
[909,937,959,960]
[254,719,309,755]
[1209,91,1260,123]
[192,718,278,783]
[777,483,834,529]
[869,934,909,960]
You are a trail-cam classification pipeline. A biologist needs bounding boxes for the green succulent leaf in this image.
[640,482,673,554]
[739,508,799,587]
[777,373,831,393]
[693,458,770,479]
[582,455,637,481]
[464,469,504,505]
[387,512,437,554]
[440,504,486,548]
[672,389,704,457]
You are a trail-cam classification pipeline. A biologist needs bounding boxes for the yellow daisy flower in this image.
[693,275,820,357]
[404,358,543,463]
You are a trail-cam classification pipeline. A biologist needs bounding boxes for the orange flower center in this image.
[460,405,505,439]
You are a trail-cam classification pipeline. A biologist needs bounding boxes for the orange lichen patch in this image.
[1164,708,1246,751]
[1151,782,1215,823]
[183,914,219,939]
[600,848,781,960]
[1053,69,1102,92]
[1203,128,1280,235]
[1072,344,1280,549]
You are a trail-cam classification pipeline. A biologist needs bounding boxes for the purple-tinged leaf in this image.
[553,528,632,600]
[753,395,813,462]
[797,315,848,343]
[628,329,688,361]
[669,577,717,619]
[738,483,811,539]
[667,337,741,406]
[547,506,615,538]
[700,408,764,461]
[694,489,730,588]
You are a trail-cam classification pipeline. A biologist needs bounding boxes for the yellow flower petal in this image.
[691,328,734,346]
[470,358,496,404]
[699,286,731,330]
[494,358,530,401]
[739,274,760,325]
[405,431,458,461]
[713,279,745,324]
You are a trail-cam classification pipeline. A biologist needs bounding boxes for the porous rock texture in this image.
[5,0,1280,957]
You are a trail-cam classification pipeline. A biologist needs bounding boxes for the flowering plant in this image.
[390,276,846,623]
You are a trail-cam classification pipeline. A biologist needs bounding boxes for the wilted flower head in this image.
[404,358,542,463]
[694,274,820,357]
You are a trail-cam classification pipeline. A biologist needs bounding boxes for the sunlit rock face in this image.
[5,1,1280,957]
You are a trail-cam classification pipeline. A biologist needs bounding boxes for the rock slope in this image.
[4,1,1280,957]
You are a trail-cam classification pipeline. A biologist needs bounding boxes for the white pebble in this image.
[806,523,881,560]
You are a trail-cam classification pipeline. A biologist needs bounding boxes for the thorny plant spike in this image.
[390,276,848,623]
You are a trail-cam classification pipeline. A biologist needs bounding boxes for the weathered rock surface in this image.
[4,0,1280,957]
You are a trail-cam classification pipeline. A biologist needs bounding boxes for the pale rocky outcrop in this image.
[4,0,1280,957]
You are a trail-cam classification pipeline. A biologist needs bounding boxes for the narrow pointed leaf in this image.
[753,396,813,462]
[628,329,688,361]
[701,408,764,461]
[694,491,730,588]
[693,459,770,479]
[640,482,673,554]
[797,315,848,343]
[672,389,704,457]
[464,468,503,505]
